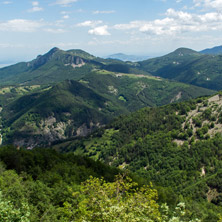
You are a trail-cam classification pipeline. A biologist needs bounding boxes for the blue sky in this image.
[0,0,222,63]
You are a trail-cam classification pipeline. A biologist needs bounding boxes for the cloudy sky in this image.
[1,0,222,63]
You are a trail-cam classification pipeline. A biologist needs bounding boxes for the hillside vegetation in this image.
[0,145,202,221]
[0,73,214,148]
[1,47,222,220]
[140,48,222,90]
[0,48,145,86]
[54,93,222,221]
[3,47,222,92]
[200,45,222,55]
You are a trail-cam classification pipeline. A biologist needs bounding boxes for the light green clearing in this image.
[94,69,162,81]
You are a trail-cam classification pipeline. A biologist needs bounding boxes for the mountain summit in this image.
[0,47,140,86]
[170,47,201,57]
[0,47,100,85]
[139,47,222,90]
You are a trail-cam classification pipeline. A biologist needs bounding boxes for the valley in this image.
[1,46,222,221]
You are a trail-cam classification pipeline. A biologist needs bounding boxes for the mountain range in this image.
[3,46,222,91]
[1,46,222,220]
[0,47,217,147]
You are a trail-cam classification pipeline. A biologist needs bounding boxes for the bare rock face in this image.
[170,92,182,103]
[31,47,60,69]
[12,114,102,148]
[30,47,87,71]
[76,124,89,137]
[64,57,86,68]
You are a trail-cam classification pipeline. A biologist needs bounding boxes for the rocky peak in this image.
[47,47,60,55]
[30,47,61,69]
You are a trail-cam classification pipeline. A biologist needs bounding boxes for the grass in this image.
[94,69,162,81]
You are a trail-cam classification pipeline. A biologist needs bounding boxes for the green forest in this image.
[1,94,222,221]
[0,146,202,221]
[52,94,222,221]
[1,47,222,221]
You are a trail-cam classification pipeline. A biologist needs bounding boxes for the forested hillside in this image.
[200,45,222,55]
[0,146,201,221]
[1,47,222,221]
[0,48,144,86]
[0,71,213,148]
[54,93,222,221]
[139,48,222,90]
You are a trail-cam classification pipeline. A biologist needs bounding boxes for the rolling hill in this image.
[1,80,127,148]
[139,47,222,90]
[200,45,222,55]
[0,72,214,148]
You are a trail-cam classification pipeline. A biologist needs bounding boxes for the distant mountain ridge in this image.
[107,53,150,62]
[200,45,222,55]
[2,46,222,91]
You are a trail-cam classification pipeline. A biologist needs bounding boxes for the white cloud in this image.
[54,20,65,26]
[77,20,110,36]
[53,0,77,7]
[0,19,43,32]
[88,25,110,36]
[114,21,146,30]
[63,15,69,19]
[93,10,115,14]
[44,28,66,33]
[28,7,43,12]
[87,38,133,46]
[77,20,103,28]
[114,8,222,36]
[28,1,43,12]
[194,0,222,9]
[166,8,192,21]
